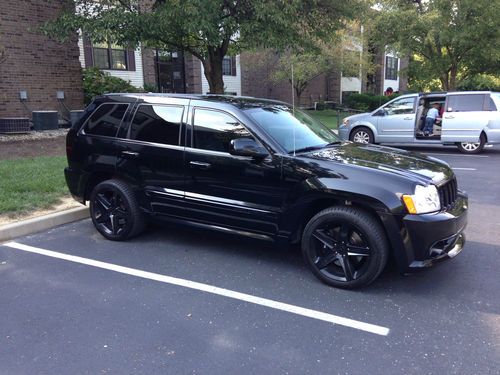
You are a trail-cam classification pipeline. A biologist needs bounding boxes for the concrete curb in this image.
[0,206,89,243]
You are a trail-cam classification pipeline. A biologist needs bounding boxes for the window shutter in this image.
[127,49,136,71]
[231,56,237,76]
[83,35,94,67]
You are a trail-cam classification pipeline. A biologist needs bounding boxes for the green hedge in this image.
[344,93,399,111]
[83,67,142,104]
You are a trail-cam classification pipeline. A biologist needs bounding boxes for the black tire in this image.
[456,133,486,154]
[89,179,146,241]
[301,206,389,289]
[349,127,374,144]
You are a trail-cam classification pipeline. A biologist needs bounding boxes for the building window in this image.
[93,42,128,70]
[222,56,237,76]
[385,56,398,80]
[83,36,136,71]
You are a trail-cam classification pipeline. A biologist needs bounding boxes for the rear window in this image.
[83,103,129,137]
[446,94,485,112]
[129,105,184,145]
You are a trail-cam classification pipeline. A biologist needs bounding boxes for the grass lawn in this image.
[0,156,69,215]
[305,109,353,130]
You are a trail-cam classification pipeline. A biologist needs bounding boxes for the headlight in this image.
[402,184,441,214]
[341,118,349,127]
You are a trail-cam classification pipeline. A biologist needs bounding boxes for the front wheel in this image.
[301,206,389,289]
[350,127,374,144]
[89,179,146,241]
[456,134,485,154]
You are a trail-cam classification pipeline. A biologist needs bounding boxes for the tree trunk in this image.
[449,65,458,91]
[202,47,225,94]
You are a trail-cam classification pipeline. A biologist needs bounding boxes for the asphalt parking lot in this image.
[1,145,499,375]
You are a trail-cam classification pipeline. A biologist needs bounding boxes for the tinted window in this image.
[447,95,485,112]
[487,97,497,111]
[129,105,184,145]
[84,103,128,137]
[193,109,252,152]
[384,97,416,115]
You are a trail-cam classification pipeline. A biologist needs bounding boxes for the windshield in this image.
[244,105,339,153]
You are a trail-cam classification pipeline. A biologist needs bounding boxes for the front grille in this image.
[438,177,458,210]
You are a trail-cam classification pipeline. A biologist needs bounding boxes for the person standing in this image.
[423,102,441,136]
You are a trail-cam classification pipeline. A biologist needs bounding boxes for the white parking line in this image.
[426,153,489,158]
[452,167,477,171]
[3,241,390,336]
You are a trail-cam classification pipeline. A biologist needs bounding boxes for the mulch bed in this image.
[0,130,68,160]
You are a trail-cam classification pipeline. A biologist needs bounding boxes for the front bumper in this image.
[338,126,350,141]
[381,192,468,272]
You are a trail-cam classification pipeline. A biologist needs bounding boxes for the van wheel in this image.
[456,134,486,154]
[301,206,388,289]
[350,127,374,144]
[90,179,146,241]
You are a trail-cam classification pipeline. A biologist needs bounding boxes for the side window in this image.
[384,97,416,115]
[129,105,184,145]
[83,103,128,137]
[447,95,485,112]
[193,109,253,153]
[487,97,497,111]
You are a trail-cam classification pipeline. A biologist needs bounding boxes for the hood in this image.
[304,142,453,185]
[345,112,371,122]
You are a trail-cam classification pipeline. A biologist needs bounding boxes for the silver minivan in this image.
[338,91,500,153]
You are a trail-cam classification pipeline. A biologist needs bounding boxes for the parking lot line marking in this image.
[452,167,477,171]
[4,241,389,336]
[426,153,489,158]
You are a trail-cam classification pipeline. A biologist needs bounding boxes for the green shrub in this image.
[82,67,142,104]
[344,93,397,111]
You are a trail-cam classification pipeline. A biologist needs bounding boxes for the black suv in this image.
[65,94,468,288]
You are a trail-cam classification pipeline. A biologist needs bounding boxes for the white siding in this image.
[201,55,242,95]
[383,52,400,92]
[78,37,144,88]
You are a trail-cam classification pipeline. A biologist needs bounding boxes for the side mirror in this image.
[229,138,268,159]
[373,109,385,116]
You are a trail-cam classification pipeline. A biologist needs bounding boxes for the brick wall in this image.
[241,51,336,107]
[0,0,84,118]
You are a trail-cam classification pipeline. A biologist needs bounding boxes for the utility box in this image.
[70,110,85,127]
[32,111,58,130]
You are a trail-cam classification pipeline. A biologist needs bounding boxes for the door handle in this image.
[403,117,413,120]
[190,161,211,170]
[444,116,454,119]
[121,150,140,158]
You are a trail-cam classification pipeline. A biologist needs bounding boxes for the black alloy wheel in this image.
[90,179,145,241]
[302,206,388,289]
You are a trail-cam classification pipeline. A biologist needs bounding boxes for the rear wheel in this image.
[301,206,389,289]
[89,179,146,241]
[350,127,374,144]
[456,133,486,154]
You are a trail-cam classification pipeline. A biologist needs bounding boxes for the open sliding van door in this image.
[441,93,489,143]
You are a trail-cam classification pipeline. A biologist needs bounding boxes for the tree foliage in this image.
[270,25,373,103]
[371,0,500,91]
[82,67,141,104]
[43,0,363,94]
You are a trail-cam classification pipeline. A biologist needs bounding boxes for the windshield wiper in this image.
[325,141,342,146]
[289,145,325,154]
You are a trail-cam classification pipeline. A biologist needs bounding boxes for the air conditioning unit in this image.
[0,118,31,133]
[32,111,58,130]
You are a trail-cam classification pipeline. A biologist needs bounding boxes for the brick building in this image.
[0,0,84,119]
